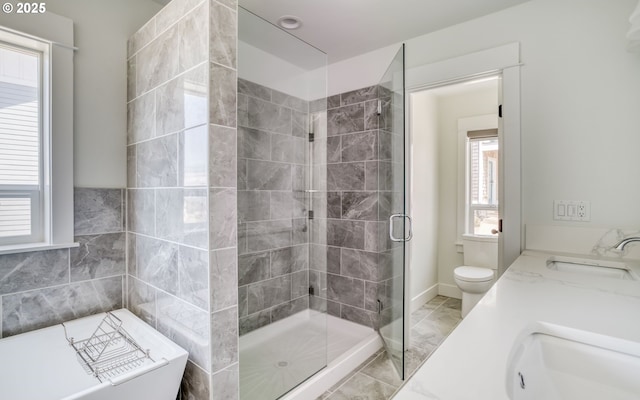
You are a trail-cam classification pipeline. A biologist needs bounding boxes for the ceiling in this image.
[150,0,531,63]
[238,0,531,62]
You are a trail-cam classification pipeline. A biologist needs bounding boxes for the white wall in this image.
[435,87,498,287]
[329,43,399,97]
[408,91,439,303]
[45,0,162,188]
[238,41,327,100]
[329,0,640,235]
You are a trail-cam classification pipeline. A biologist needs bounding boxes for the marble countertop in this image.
[395,250,640,400]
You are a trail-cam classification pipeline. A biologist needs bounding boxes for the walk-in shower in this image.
[237,8,407,399]
[237,8,323,399]
[236,8,383,399]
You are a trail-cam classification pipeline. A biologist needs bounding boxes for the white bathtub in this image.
[0,309,188,400]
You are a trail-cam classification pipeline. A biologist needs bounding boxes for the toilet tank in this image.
[463,234,498,269]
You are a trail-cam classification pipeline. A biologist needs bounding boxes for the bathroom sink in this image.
[546,256,638,280]
[507,322,640,400]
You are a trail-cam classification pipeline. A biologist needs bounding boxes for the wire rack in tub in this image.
[63,312,155,382]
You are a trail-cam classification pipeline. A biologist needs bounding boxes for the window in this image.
[0,41,43,245]
[0,16,75,253]
[466,129,498,236]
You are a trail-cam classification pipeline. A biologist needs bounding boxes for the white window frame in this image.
[487,156,497,204]
[0,12,76,255]
[0,38,46,246]
[456,114,499,243]
[466,135,499,236]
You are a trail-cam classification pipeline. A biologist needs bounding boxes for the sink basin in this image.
[546,256,638,280]
[507,323,640,400]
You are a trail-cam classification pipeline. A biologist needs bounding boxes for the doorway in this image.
[402,46,522,345]
[406,77,500,322]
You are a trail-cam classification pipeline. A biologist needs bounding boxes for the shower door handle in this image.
[389,214,413,242]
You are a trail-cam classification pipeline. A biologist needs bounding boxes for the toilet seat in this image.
[454,266,494,282]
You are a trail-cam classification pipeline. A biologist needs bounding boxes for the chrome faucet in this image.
[612,237,640,250]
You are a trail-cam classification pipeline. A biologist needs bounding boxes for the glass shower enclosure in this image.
[237,8,328,400]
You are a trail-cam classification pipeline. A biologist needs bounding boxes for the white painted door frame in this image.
[403,42,522,350]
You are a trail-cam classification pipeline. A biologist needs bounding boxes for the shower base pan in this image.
[240,309,382,400]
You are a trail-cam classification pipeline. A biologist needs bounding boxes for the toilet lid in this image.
[454,266,494,282]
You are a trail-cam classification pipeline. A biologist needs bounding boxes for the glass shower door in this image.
[377,44,407,379]
[237,8,328,400]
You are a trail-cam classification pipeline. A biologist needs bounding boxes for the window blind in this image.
[467,128,498,140]
[0,81,39,186]
[0,45,40,239]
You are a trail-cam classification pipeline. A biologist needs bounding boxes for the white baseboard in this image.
[410,284,439,313]
[438,283,462,299]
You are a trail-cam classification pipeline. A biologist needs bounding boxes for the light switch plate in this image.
[554,200,590,222]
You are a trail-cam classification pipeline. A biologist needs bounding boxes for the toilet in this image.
[454,235,498,318]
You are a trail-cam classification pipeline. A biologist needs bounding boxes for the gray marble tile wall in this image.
[127,0,239,399]
[0,187,125,338]
[316,85,399,330]
[236,78,312,336]
[208,0,239,391]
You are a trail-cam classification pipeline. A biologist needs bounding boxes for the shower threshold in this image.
[240,309,382,400]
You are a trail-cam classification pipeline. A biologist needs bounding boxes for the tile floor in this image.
[317,296,463,400]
